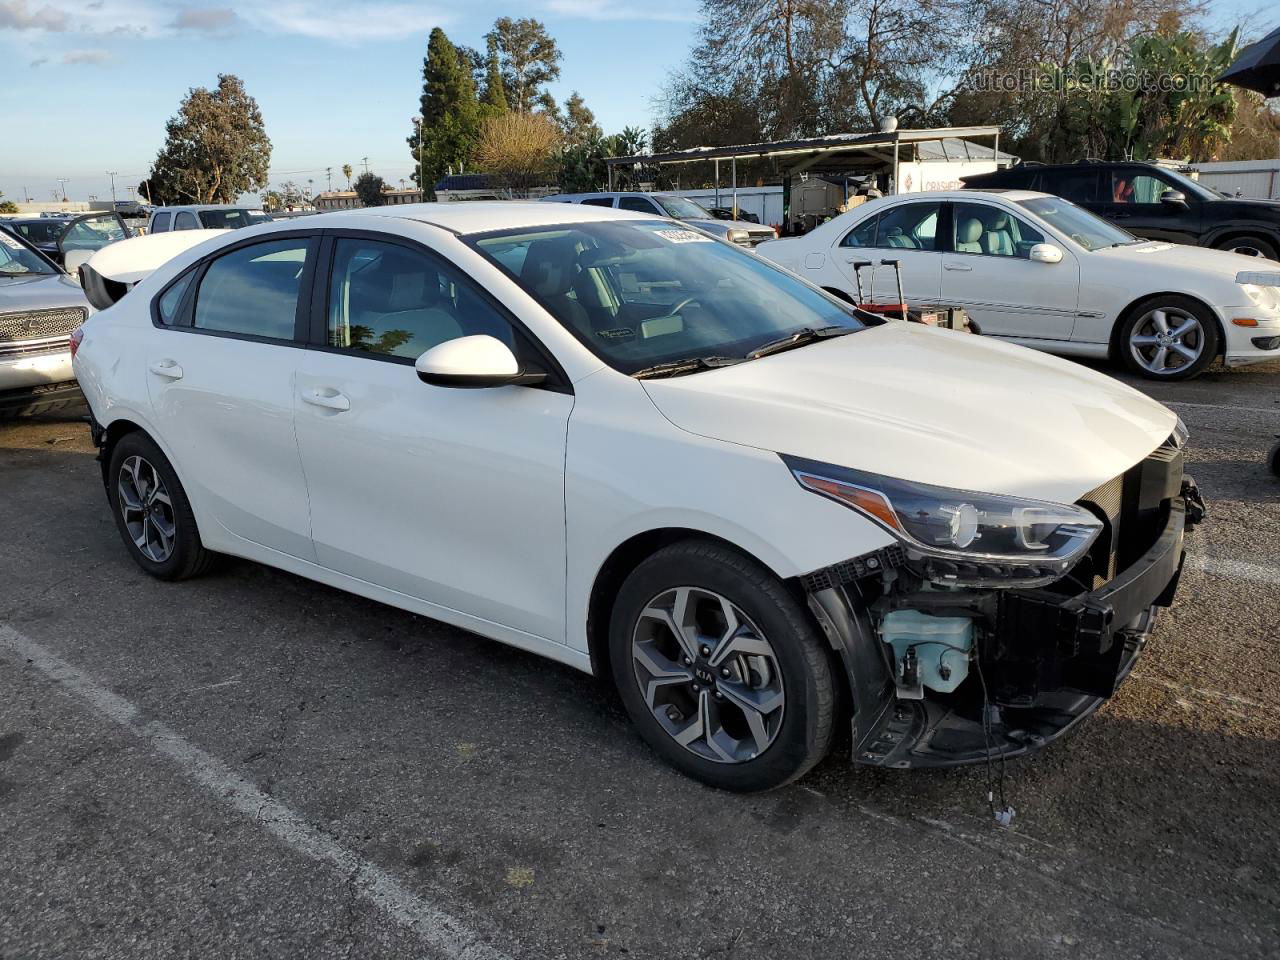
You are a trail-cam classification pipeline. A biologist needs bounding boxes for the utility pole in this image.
[413,116,425,196]
[106,170,118,204]
[325,167,332,193]
[361,156,370,176]
[57,178,70,202]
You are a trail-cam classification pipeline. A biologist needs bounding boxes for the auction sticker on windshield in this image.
[0,233,23,250]
[654,229,713,244]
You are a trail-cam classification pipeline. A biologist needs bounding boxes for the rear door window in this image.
[580,197,617,207]
[151,213,172,233]
[192,237,312,341]
[1042,169,1100,204]
[618,196,662,215]
[174,212,198,230]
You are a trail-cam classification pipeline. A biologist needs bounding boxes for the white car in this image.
[72,202,1201,791]
[757,189,1280,380]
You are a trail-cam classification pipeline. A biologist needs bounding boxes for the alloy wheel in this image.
[118,455,177,563]
[1128,307,1205,377]
[630,586,785,764]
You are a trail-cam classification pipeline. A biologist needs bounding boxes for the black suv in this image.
[963,161,1280,260]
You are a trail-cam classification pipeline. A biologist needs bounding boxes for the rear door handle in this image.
[943,262,972,272]
[302,388,350,412]
[148,360,183,380]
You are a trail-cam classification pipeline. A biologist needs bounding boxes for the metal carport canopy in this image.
[602,125,1003,211]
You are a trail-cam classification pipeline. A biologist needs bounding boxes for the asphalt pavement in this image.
[1,356,1277,960]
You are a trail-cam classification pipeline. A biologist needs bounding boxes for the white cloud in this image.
[241,3,452,41]
[543,0,697,21]
[171,6,238,34]
[0,0,68,30]
[62,46,113,63]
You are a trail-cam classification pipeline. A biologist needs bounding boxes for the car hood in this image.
[0,272,90,312]
[641,322,1176,504]
[687,217,772,233]
[1095,239,1270,275]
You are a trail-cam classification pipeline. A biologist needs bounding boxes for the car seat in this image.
[955,218,984,253]
[521,237,592,337]
[881,226,915,248]
[983,214,1014,256]
[345,247,463,355]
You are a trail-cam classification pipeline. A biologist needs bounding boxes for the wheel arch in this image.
[1203,226,1280,255]
[585,527,812,681]
[98,417,146,486]
[1108,290,1225,361]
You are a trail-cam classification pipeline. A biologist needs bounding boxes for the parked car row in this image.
[542,192,777,247]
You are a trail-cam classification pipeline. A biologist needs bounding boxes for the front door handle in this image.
[943,262,973,272]
[302,388,350,412]
[148,360,183,380]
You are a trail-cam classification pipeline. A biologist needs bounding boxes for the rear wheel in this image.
[1118,295,1219,381]
[107,432,214,580]
[1215,235,1278,261]
[609,540,835,791]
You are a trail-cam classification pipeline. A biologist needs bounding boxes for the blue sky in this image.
[1,0,1275,205]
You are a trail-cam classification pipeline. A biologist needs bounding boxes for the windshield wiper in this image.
[632,356,744,380]
[746,325,855,360]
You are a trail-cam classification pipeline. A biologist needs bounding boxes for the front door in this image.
[292,234,573,642]
[832,199,943,306]
[144,235,316,559]
[1094,167,1202,244]
[940,201,1080,341]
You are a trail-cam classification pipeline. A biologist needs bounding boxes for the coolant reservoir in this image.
[879,609,974,696]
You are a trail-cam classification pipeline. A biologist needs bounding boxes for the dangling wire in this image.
[972,649,1012,826]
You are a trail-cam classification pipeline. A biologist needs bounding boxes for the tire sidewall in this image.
[608,542,834,792]
[107,432,200,579]
[1117,294,1220,381]
[1217,235,1278,261]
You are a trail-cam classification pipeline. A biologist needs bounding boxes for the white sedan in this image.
[73,202,1199,791]
[758,189,1280,380]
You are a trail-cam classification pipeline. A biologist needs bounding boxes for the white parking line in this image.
[1193,555,1280,587]
[0,625,512,960]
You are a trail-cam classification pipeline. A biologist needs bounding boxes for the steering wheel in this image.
[668,296,700,316]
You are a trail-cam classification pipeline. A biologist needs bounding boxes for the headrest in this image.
[960,219,984,243]
[987,213,1009,230]
[522,237,579,297]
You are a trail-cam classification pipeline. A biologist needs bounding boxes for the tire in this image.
[1117,295,1220,381]
[608,539,835,792]
[1269,440,1280,479]
[107,431,214,580]
[1215,235,1278,261]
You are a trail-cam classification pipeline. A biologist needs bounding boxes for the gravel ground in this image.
[1,357,1277,960]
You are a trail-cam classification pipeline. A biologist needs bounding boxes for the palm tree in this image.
[342,164,353,189]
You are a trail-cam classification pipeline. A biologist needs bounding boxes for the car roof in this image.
[882,189,1048,203]
[286,201,660,235]
[151,205,260,212]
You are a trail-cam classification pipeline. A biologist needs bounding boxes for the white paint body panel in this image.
[74,201,1182,674]
[759,189,1280,366]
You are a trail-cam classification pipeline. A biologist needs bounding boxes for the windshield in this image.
[0,231,57,275]
[198,209,271,229]
[656,196,714,220]
[11,221,62,245]
[470,220,864,374]
[1016,196,1136,251]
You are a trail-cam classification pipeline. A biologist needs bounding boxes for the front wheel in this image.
[1117,295,1219,381]
[609,540,836,792]
[1216,235,1278,261]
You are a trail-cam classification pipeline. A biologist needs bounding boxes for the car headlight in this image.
[784,456,1102,587]
[1241,283,1280,313]
[1171,415,1189,449]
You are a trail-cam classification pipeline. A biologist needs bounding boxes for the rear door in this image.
[144,233,317,560]
[1092,167,1202,244]
[832,199,943,305]
[939,200,1080,340]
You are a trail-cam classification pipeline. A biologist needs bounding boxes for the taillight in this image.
[69,326,84,359]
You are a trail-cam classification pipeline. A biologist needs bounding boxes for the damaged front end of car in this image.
[788,432,1205,768]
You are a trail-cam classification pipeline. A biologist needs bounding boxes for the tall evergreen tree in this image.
[481,36,508,113]
[485,17,562,113]
[408,27,482,195]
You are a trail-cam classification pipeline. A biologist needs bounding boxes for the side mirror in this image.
[415,335,546,388]
[1160,190,1188,207]
[63,249,92,277]
[1028,243,1064,264]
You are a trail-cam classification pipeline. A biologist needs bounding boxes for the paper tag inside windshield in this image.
[654,228,712,244]
[0,233,23,250]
